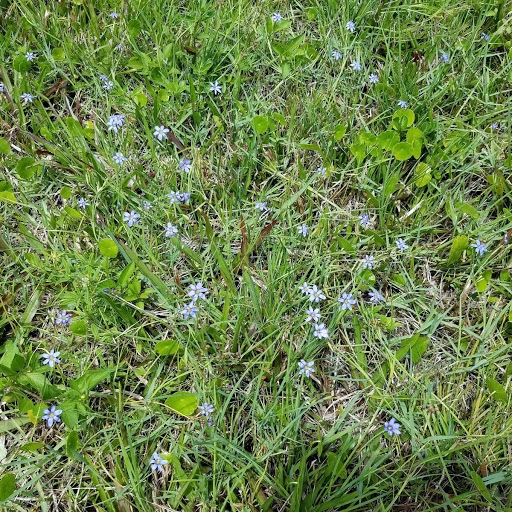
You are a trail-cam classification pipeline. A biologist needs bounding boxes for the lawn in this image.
[0,0,512,510]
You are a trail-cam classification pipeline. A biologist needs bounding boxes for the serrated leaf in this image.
[69,320,87,335]
[446,235,469,265]
[486,378,508,403]
[155,339,180,355]
[392,142,414,161]
[0,137,10,154]
[0,473,16,503]
[253,115,269,135]
[165,392,198,417]
[99,238,118,258]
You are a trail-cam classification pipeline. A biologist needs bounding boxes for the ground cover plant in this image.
[0,0,512,510]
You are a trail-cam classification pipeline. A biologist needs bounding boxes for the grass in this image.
[1,0,512,510]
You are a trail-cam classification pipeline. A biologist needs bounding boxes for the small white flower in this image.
[313,323,329,339]
[153,125,169,141]
[350,61,362,72]
[77,197,89,209]
[305,306,321,323]
[41,349,61,368]
[332,50,342,61]
[368,289,384,304]
[25,52,36,62]
[149,452,167,473]
[338,292,356,311]
[113,152,127,165]
[369,73,379,84]
[0,83,5,93]
[198,403,214,417]
[297,224,309,237]
[109,11,119,19]
[397,100,408,108]
[20,93,35,105]
[255,201,267,211]
[298,359,315,378]
[346,21,355,32]
[396,238,409,253]
[308,285,326,303]
[103,80,114,91]
[471,239,488,257]
[299,282,312,295]
[271,12,283,23]
[164,223,178,237]
[188,282,208,302]
[143,201,152,211]
[316,166,327,177]
[180,302,199,320]
[209,81,222,95]
[361,255,375,269]
[123,210,140,227]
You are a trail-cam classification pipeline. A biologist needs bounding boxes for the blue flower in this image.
[167,191,180,204]
[179,158,192,172]
[178,192,191,204]
[338,292,356,311]
[297,224,309,237]
[77,197,89,209]
[481,32,490,41]
[305,306,321,323]
[107,113,125,132]
[271,12,283,22]
[397,100,408,108]
[332,50,342,61]
[345,21,355,32]
[103,80,114,91]
[164,223,178,237]
[0,83,4,93]
[298,359,315,378]
[41,349,61,368]
[188,282,208,302]
[396,238,409,253]
[113,152,127,165]
[109,11,119,19]
[209,81,222,95]
[55,310,72,326]
[359,213,371,229]
[149,452,167,473]
[180,302,199,320]
[440,53,450,63]
[368,289,384,304]
[143,201,152,211]
[255,201,267,211]
[491,122,499,130]
[471,239,488,257]
[299,282,312,295]
[25,52,36,62]
[384,417,401,436]
[369,73,379,84]
[361,255,375,269]
[123,211,140,227]
[153,125,169,141]
[350,61,362,72]
[198,403,214,417]
[307,285,326,303]
[313,323,329,339]
[316,166,327,177]
[20,93,35,105]
[42,405,62,427]
[116,44,123,51]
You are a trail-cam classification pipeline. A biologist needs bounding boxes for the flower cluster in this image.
[107,113,125,132]
[168,190,191,204]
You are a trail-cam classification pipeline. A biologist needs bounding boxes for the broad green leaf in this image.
[0,473,16,503]
[334,125,346,140]
[272,34,304,57]
[127,19,141,37]
[98,238,118,258]
[298,142,321,151]
[0,342,25,374]
[470,471,492,502]
[118,262,136,286]
[133,92,147,107]
[51,48,65,61]
[20,442,45,452]
[64,206,82,219]
[19,372,60,400]
[13,55,31,72]
[0,191,16,203]
[155,339,180,356]
[0,417,31,433]
[253,115,269,135]
[69,367,114,394]
[61,409,79,429]
[446,235,469,265]
[411,139,422,159]
[16,157,38,180]
[69,320,87,335]
[325,452,347,479]
[337,237,356,253]
[406,127,424,143]
[392,142,414,161]
[349,143,366,164]
[392,108,415,129]
[359,131,376,145]
[165,392,198,417]
[0,137,10,154]
[66,430,79,457]
[414,163,432,187]
[486,378,508,403]
[60,186,72,199]
[376,130,399,150]
[395,333,430,363]
[455,201,480,220]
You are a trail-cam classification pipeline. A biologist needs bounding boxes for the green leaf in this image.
[51,47,65,61]
[0,473,16,503]
[455,201,480,220]
[165,392,198,417]
[0,137,10,154]
[272,34,304,57]
[392,142,414,161]
[19,372,60,400]
[470,471,492,503]
[60,186,72,199]
[133,92,147,107]
[98,238,118,258]
[486,378,508,403]
[66,430,79,457]
[0,191,16,203]
[155,339,180,356]
[69,367,113,394]
[0,417,31,433]
[376,131,399,150]
[0,342,25,374]
[413,163,431,187]
[118,262,136,286]
[406,127,424,143]
[13,55,31,72]
[253,115,269,135]
[333,125,346,141]
[64,206,82,219]
[127,19,141,38]
[359,131,376,145]
[349,143,366,164]
[392,109,415,129]
[69,320,87,335]
[337,237,356,253]
[16,157,38,180]
[395,333,430,363]
[61,408,79,429]
[20,442,45,452]
[446,235,469,265]
[325,452,347,479]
